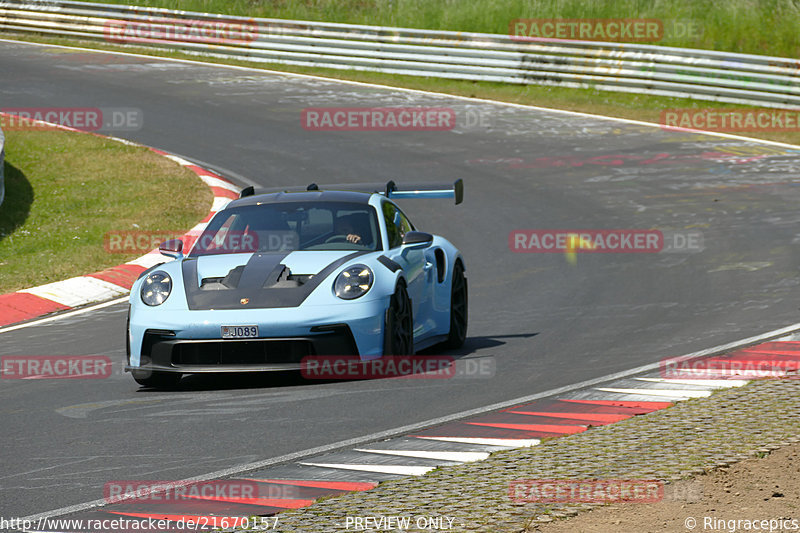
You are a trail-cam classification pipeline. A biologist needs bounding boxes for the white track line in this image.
[299,462,435,476]
[635,377,749,388]
[595,387,713,399]
[353,449,489,462]
[414,436,540,448]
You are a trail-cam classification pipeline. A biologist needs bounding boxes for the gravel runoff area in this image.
[238,377,800,532]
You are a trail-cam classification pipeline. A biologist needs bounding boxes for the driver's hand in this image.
[346,233,362,243]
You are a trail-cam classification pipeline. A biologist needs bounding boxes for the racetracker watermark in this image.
[509,229,703,254]
[511,18,660,42]
[104,231,185,254]
[509,479,664,503]
[661,108,800,132]
[301,356,496,380]
[103,230,297,255]
[509,18,701,42]
[0,514,277,532]
[1,356,112,379]
[104,17,258,45]
[301,107,456,131]
[302,356,452,380]
[660,357,800,380]
[0,107,143,132]
[104,480,259,504]
[105,230,299,254]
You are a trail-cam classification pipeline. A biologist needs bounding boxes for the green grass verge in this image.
[6,32,800,149]
[82,0,800,58]
[0,128,212,294]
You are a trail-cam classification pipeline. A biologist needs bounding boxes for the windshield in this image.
[189,201,381,256]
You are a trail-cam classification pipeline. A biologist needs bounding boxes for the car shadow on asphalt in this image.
[133,332,539,392]
[420,332,540,356]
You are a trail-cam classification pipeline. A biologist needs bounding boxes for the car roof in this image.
[227,189,377,208]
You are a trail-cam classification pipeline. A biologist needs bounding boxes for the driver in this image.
[336,216,362,244]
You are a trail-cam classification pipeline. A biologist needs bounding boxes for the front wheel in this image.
[384,281,414,355]
[444,261,468,349]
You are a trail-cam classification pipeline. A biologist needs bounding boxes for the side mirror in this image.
[402,231,433,248]
[159,238,184,259]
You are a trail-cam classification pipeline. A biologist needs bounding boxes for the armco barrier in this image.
[0,1,799,109]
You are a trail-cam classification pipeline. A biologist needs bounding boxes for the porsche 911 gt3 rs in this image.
[126,180,467,388]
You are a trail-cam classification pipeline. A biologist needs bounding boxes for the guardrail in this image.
[1,0,799,109]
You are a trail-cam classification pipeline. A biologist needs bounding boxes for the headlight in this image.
[140,271,172,306]
[334,264,373,300]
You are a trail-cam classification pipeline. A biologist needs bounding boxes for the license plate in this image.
[221,325,259,339]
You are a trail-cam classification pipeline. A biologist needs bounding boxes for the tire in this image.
[131,369,182,388]
[444,261,468,349]
[384,281,414,355]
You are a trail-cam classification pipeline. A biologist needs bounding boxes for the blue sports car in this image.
[126,180,467,387]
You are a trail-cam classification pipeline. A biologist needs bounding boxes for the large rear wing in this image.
[240,179,463,205]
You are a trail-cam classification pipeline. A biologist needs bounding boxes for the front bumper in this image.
[127,324,358,373]
[128,299,387,372]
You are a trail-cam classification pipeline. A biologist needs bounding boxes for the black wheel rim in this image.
[390,289,413,355]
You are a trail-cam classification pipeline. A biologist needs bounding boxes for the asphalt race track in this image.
[2,40,800,519]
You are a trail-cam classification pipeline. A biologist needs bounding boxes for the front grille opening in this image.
[172,340,314,365]
[142,330,175,358]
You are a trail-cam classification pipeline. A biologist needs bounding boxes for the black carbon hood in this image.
[181,251,367,310]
